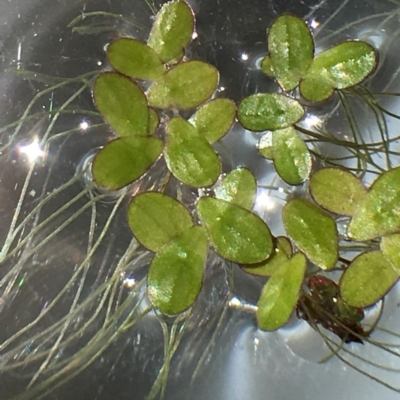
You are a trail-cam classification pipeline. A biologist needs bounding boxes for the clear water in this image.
[1,0,400,399]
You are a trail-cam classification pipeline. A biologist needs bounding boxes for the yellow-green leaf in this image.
[272,127,311,185]
[189,98,236,144]
[197,197,273,264]
[147,0,194,63]
[310,168,367,216]
[300,41,377,102]
[260,55,275,77]
[237,93,304,132]
[92,137,163,190]
[258,132,274,160]
[148,108,160,135]
[381,234,400,271]
[268,14,314,91]
[148,226,207,315]
[164,117,221,187]
[340,250,399,308]
[242,236,292,277]
[107,38,165,80]
[214,167,257,210]
[283,199,338,270]
[257,253,306,330]
[127,192,193,252]
[349,167,400,241]
[93,72,149,137]
[147,61,219,109]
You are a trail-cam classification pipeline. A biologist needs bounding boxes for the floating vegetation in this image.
[2,1,400,399]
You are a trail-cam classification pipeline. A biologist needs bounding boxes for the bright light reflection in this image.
[192,31,198,39]
[255,191,276,211]
[18,136,45,163]
[310,19,319,29]
[123,277,136,289]
[303,114,321,128]
[80,121,89,130]
[241,53,249,61]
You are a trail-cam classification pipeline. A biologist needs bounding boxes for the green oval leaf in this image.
[283,199,338,270]
[147,0,194,63]
[237,93,304,132]
[310,168,367,216]
[300,41,377,102]
[257,253,306,331]
[260,55,275,77]
[148,226,207,315]
[164,117,221,187]
[92,137,163,190]
[268,14,314,91]
[242,236,292,277]
[189,98,236,144]
[197,197,273,264]
[381,234,400,271]
[148,108,160,135]
[340,250,399,308]
[93,72,149,137]
[299,78,334,103]
[272,127,311,185]
[258,132,274,160]
[127,192,193,252]
[107,38,165,80]
[147,61,219,109]
[349,167,400,241]
[214,167,257,210]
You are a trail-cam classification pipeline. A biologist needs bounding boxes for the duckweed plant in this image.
[3,1,400,399]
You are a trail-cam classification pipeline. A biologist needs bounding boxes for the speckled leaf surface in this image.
[127,192,193,252]
[164,117,221,187]
[197,197,273,264]
[238,93,304,131]
[283,199,338,270]
[257,253,306,330]
[340,250,399,308]
[148,226,207,315]
[268,14,314,91]
[93,72,149,137]
[92,137,162,190]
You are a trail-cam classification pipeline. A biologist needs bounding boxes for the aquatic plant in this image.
[2,1,400,399]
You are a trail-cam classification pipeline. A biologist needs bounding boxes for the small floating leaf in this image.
[340,250,399,308]
[93,72,149,137]
[300,41,377,102]
[164,117,221,187]
[381,234,400,271]
[107,38,165,80]
[92,137,163,190]
[257,253,307,331]
[272,127,311,185]
[260,55,275,77]
[283,199,338,270]
[268,14,314,91]
[214,167,257,210]
[242,236,292,277]
[197,197,273,264]
[258,132,274,160]
[127,192,193,252]
[189,98,236,144]
[148,226,207,315]
[349,167,400,241]
[147,0,195,63]
[299,78,334,103]
[310,168,367,216]
[237,93,304,132]
[147,108,160,135]
[147,61,219,109]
